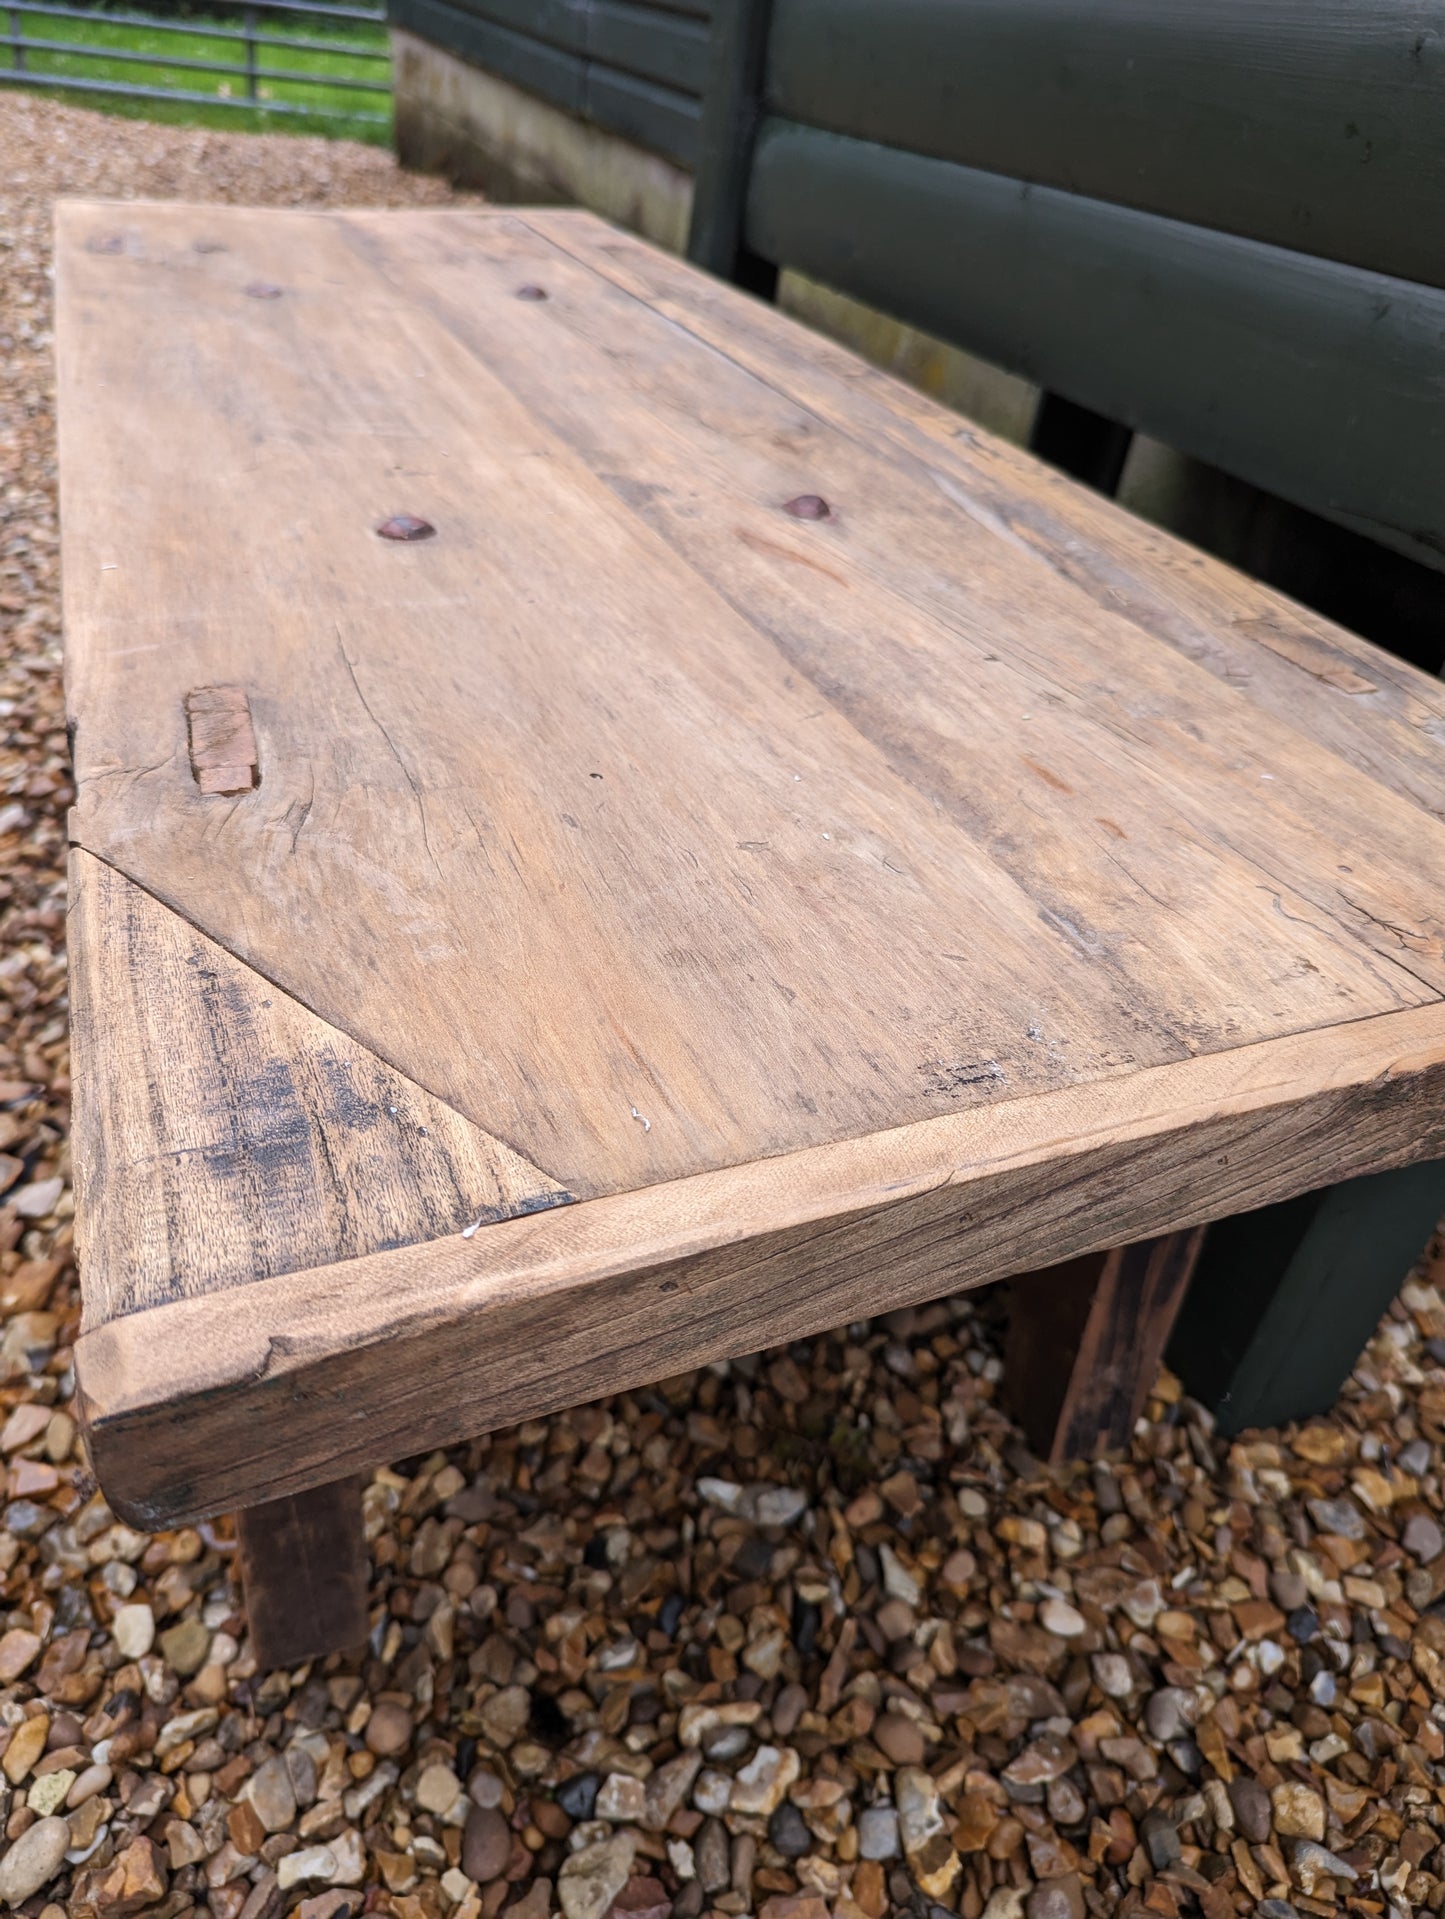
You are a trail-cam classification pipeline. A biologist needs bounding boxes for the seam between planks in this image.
[515,210,1445,809]
[327,210,1445,1024]
[69,836,575,1211]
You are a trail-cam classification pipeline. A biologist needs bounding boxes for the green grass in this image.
[0,2,392,142]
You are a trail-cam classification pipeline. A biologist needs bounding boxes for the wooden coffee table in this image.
[56,200,1445,1664]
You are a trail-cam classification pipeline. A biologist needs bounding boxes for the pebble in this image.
[1090,1652,1133,1698]
[768,1802,811,1858]
[462,1805,512,1882]
[1139,1809,1180,1870]
[12,1174,61,1217]
[1038,1597,1085,1637]
[415,1762,463,1816]
[895,1767,959,1901]
[558,1831,637,1919]
[1305,1495,1366,1541]
[66,1763,112,1809]
[277,1844,342,1891]
[110,1602,155,1660]
[4,1713,48,1783]
[730,1744,799,1815]
[1271,1782,1325,1841]
[1290,1839,1358,1894]
[556,1773,600,1822]
[296,1896,361,1919]
[695,1817,729,1893]
[1404,1509,1444,1561]
[879,1543,921,1606]
[157,1616,210,1677]
[641,1750,699,1829]
[26,1768,73,1815]
[596,1772,647,1821]
[873,1711,926,1766]
[248,1754,297,1832]
[1229,1775,1273,1843]
[0,1626,41,1680]
[1144,1687,1192,1743]
[0,1814,68,1904]
[1026,1875,1085,1919]
[364,1700,414,1755]
[857,1807,900,1861]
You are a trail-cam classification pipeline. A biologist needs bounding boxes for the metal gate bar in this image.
[0,0,390,124]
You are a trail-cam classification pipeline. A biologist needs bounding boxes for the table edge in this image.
[75,998,1445,1524]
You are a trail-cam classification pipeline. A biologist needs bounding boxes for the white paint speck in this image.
[461,1218,483,1239]
[630,1104,652,1133]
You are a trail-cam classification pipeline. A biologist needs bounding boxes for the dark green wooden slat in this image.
[618,0,711,20]
[743,120,1445,568]
[391,0,584,109]
[1168,1161,1445,1435]
[583,63,701,163]
[588,0,710,96]
[766,0,1445,291]
[391,0,705,152]
[414,0,581,55]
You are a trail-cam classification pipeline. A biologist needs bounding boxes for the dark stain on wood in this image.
[1023,756,1074,794]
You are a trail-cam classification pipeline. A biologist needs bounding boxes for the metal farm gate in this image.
[1,0,391,129]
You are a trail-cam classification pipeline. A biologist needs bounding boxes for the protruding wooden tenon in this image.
[1005,1229,1206,1464]
[236,1476,370,1670]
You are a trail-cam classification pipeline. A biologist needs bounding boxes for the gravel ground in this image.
[4,86,1445,1919]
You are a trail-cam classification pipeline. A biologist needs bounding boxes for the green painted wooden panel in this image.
[585,64,703,163]
[589,1,710,96]
[1168,1160,1445,1434]
[766,0,1445,291]
[392,0,585,110]
[409,0,707,90]
[390,0,707,161]
[744,120,1445,567]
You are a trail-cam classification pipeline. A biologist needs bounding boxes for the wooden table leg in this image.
[1167,1158,1445,1435]
[1005,1228,1205,1464]
[235,1475,370,1670]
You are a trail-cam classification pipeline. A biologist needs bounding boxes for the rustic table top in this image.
[56,200,1445,1523]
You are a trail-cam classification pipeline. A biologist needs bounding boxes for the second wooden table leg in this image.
[1005,1228,1205,1464]
[235,1476,371,1670]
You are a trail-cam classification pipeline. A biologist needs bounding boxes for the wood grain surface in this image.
[68,850,568,1320]
[1005,1228,1205,1465]
[77,1002,1445,1523]
[53,201,1445,1520]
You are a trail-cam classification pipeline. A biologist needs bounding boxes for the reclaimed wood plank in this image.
[68,849,567,1321]
[77,1001,1445,1523]
[530,209,1445,823]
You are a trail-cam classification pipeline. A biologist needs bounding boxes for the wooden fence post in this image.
[687,0,778,296]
